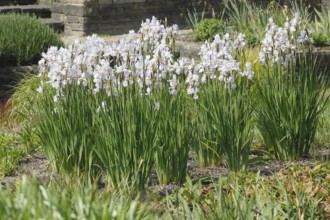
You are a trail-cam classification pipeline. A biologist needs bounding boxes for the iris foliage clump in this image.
[254,15,329,160]
[22,13,329,192]
[34,17,255,189]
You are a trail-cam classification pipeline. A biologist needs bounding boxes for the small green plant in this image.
[0,13,63,66]
[193,18,226,41]
[165,168,328,219]
[311,32,329,46]
[0,132,26,177]
[243,28,259,46]
[312,7,330,46]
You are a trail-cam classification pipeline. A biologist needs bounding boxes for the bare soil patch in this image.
[1,149,328,191]
[1,153,50,189]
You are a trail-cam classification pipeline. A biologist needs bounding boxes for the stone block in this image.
[322,0,330,7]
[52,2,98,16]
[66,15,100,24]
[97,21,140,32]
[113,0,145,4]
[65,4,98,16]
[66,22,98,32]
[54,0,98,4]
[66,15,80,23]
[38,0,51,6]
[52,12,67,22]
[98,0,113,4]
[51,3,67,14]
[53,0,187,35]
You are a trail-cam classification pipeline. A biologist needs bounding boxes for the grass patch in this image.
[314,99,330,152]
[166,163,330,219]
[0,163,329,219]
[0,131,26,178]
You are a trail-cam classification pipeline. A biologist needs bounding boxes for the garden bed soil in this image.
[1,149,328,193]
[1,153,50,189]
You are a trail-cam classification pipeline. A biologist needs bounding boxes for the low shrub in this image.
[193,18,225,41]
[312,32,329,46]
[0,13,63,66]
[243,28,259,46]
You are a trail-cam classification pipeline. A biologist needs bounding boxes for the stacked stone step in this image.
[0,5,64,33]
[51,0,188,36]
[0,0,36,6]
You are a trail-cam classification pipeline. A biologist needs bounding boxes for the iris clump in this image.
[186,33,254,170]
[32,13,328,190]
[254,14,329,160]
[35,16,254,188]
[36,17,193,188]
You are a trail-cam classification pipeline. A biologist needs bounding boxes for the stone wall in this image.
[51,0,188,35]
[322,0,330,8]
[0,0,12,6]
[0,0,36,6]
